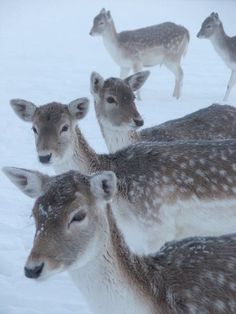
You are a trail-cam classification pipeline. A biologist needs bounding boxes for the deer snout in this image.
[24,262,44,279]
[133,117,144,127]
[39,153,52,164]
[197,31,202,38]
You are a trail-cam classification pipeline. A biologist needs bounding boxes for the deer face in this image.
[89,8,112,36]
[90,71,150,130]
[3,167,117,280]
[197,12,221,39]
[10,98,89,166]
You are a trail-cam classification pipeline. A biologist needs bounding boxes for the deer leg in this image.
[165,61,183,99]
[133,63,143,100]
[120,67,130,79]
[223,70,236,101]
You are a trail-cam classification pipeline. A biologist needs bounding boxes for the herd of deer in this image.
[2,8,236,314]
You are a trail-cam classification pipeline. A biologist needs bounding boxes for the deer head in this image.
[3,166,117,280]
[10,98,89,165]
[90,71,150,130]
[89,8,113,36]
[197,12,221,39]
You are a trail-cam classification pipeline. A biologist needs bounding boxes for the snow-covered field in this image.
[0,0,236,313]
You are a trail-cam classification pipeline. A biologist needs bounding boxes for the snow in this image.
[0,0,235,313]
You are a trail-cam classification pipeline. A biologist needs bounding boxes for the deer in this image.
[91,71,236,152]
[9,96,236,254]
[197,12,236,101]
[3,166,236,314]
[90,8,190,99]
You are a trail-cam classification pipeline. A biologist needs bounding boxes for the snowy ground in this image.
[0,0,236,313]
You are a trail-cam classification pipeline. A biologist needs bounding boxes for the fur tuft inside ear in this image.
[90,171,117,202]
[90,72,104,95]
[124,71,150,91]
[10,99,37,122]
[2,167,49,198]
[68,97,89,120]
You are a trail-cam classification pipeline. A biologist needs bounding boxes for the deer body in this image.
[4,168,236,314]
[90,9,189,99]
[10,98,236,253]
[197,12,236,100]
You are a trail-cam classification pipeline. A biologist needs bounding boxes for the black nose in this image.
[133,118,144,127]
[24,263,44,279]
[197,32,200,38]
[39,154,52,164]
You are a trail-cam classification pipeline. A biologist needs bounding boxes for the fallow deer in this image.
[10,97,236,253]
[197,12,236,101]
[90,8,190,99]
[3,167,236,314]
[91,71,236,152]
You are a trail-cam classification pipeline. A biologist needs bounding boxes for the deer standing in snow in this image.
[197,12,236,101]
[91,71,236,152]
[90,8,189,99]
[9,96,236,254]
[3,167,236,314]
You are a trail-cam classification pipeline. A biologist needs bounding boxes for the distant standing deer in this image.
[90,8,190,99]
[8,97,236,254]
[91,71,236,152]
[197,12,236,101]
[4,167,236,314]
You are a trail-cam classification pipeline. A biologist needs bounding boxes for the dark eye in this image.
[106,97,116,104]
[207,24,212,29]
[32,126,38,134]
[61,125,69,133]
[99,22,104,25]
[70,211,86,224]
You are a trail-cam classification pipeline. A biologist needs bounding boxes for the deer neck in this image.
[95,106,140,152]
[102,21,123,64]
[69,206,156,314]
[210,24,230,60]
[53,126,106,175]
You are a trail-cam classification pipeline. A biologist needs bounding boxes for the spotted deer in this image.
[91,71,236,152]
[3,167,236,314]
[90,8,190,99]
[197,12,236,101]
[10,97,236,253]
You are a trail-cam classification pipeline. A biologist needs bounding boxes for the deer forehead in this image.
[103,79,134,104]
[34,102,70,126]
[33,172,90,222]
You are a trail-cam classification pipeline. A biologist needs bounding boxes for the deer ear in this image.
[2,167,50,198]
[68,97,89,120]
[90,72,104,95]
[10,99,37,122]
[106,10,112,20]
[124,71,150,91]
[90,171,117,202]
[100,8,106,14]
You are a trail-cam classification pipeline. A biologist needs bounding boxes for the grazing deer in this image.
[91,71,236,152]
[197,12,236,101]
[90,8,190,99]
[10,97,236,253]
[3,167,236,314]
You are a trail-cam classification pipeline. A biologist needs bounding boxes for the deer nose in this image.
[133,118,144,127]
[24,263,44,279]
[39,154,52,164]
[197,32,201,38]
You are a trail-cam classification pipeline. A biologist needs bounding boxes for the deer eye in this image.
[99,21,104,26]
[32,126,38,134]
[106,96,116,104]
[61,124,69,133]
[206,24,212,29]
[70,211,86,224]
